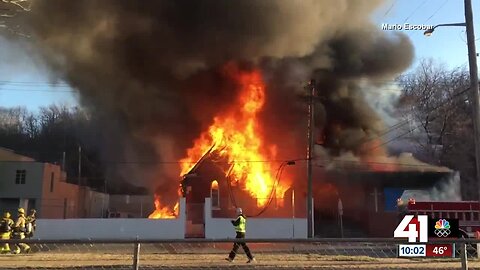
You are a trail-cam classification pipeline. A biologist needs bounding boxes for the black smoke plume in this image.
[10,0,414,202]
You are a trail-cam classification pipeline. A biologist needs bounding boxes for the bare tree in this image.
[23,111,38,138]
[0,106,28,134]
[397,59,475,199]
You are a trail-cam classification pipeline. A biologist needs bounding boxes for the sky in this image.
[0,0,479,110]
[374,0,480,69]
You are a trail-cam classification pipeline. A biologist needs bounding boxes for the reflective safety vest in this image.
[235,215,246,233]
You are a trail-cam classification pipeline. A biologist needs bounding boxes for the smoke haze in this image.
[4,0,416,200]
[401,172,461,201]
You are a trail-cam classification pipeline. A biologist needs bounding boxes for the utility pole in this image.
[464,0,480,200]
[292,189,295,238]
[78,145,82,186]
[338,197,344,238]
[62,151,66,171]
[307,79,315,238]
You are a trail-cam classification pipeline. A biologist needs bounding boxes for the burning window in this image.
[211,180,220,209]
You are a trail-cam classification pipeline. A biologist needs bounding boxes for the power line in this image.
[243,161,290,217]
[3,88,471,165]
[382,0,397,19]
[0,86,409,93]
[0,79,411,86]
[0,80,70,87]
[424,0,449,23]
[43,158,461,185]
[0,88,75,93]
[314,159,456,170]
[0,77,417,86]
[0,158,308,165]
[1,155,463,170]
[359,86,471,148]
[367,92,470,151]
[402,0,428,24]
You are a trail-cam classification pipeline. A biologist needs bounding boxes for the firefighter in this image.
[225,208,255,263]
[0,212,14,254]
[12,208,30,254]
[397,198,408,223]
[26,209,36,238]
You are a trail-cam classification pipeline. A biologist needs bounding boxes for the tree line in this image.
[396,59,475,199]
[0,105,147,194]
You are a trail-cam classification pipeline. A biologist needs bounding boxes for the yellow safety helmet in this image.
[18,208,25,214]
[3,212,10,218]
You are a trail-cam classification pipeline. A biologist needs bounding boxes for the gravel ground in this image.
[0,252,476,269]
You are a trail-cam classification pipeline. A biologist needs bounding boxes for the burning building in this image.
[8,0,457,238]
[177,67,294,214]
[148,66,304,235]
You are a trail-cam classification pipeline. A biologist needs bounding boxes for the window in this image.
[211,180,220,209]
[15,170,26,184]
[50,172,55,192]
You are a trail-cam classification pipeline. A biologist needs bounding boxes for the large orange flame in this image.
[148,195,179,219]
[180,64,288,206]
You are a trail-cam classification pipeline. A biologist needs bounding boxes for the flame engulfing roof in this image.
[178,66,289,207]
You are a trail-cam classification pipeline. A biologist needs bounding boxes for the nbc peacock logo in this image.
[434,219,451,237]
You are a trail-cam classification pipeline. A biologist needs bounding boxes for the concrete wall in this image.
[84,189,109,218]
[31,197,308,240]
[34,198,186,240]
[0,160,85,218]
[0,161,44,199]
[204,198,308,239]
[40,163,82,219]
[0,161,44,217]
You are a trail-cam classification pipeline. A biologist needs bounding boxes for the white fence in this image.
[204,198,307,239]
[35,198,186,240]
[33,197,308,240]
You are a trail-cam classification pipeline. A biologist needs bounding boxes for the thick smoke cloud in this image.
[15,0,414,199]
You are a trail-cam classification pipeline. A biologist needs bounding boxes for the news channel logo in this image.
[429,218,459,238]
[394,215,460,242]
[434,219,451,237]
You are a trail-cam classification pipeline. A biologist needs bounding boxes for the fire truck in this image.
[404,199,480,238]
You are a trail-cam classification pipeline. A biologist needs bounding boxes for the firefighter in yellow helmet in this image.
[225,208,255,263]
[0,212,14,254]
[26,209,36,238]
[12,208,30,254]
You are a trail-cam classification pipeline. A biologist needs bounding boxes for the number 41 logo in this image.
[394,215,428,242]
